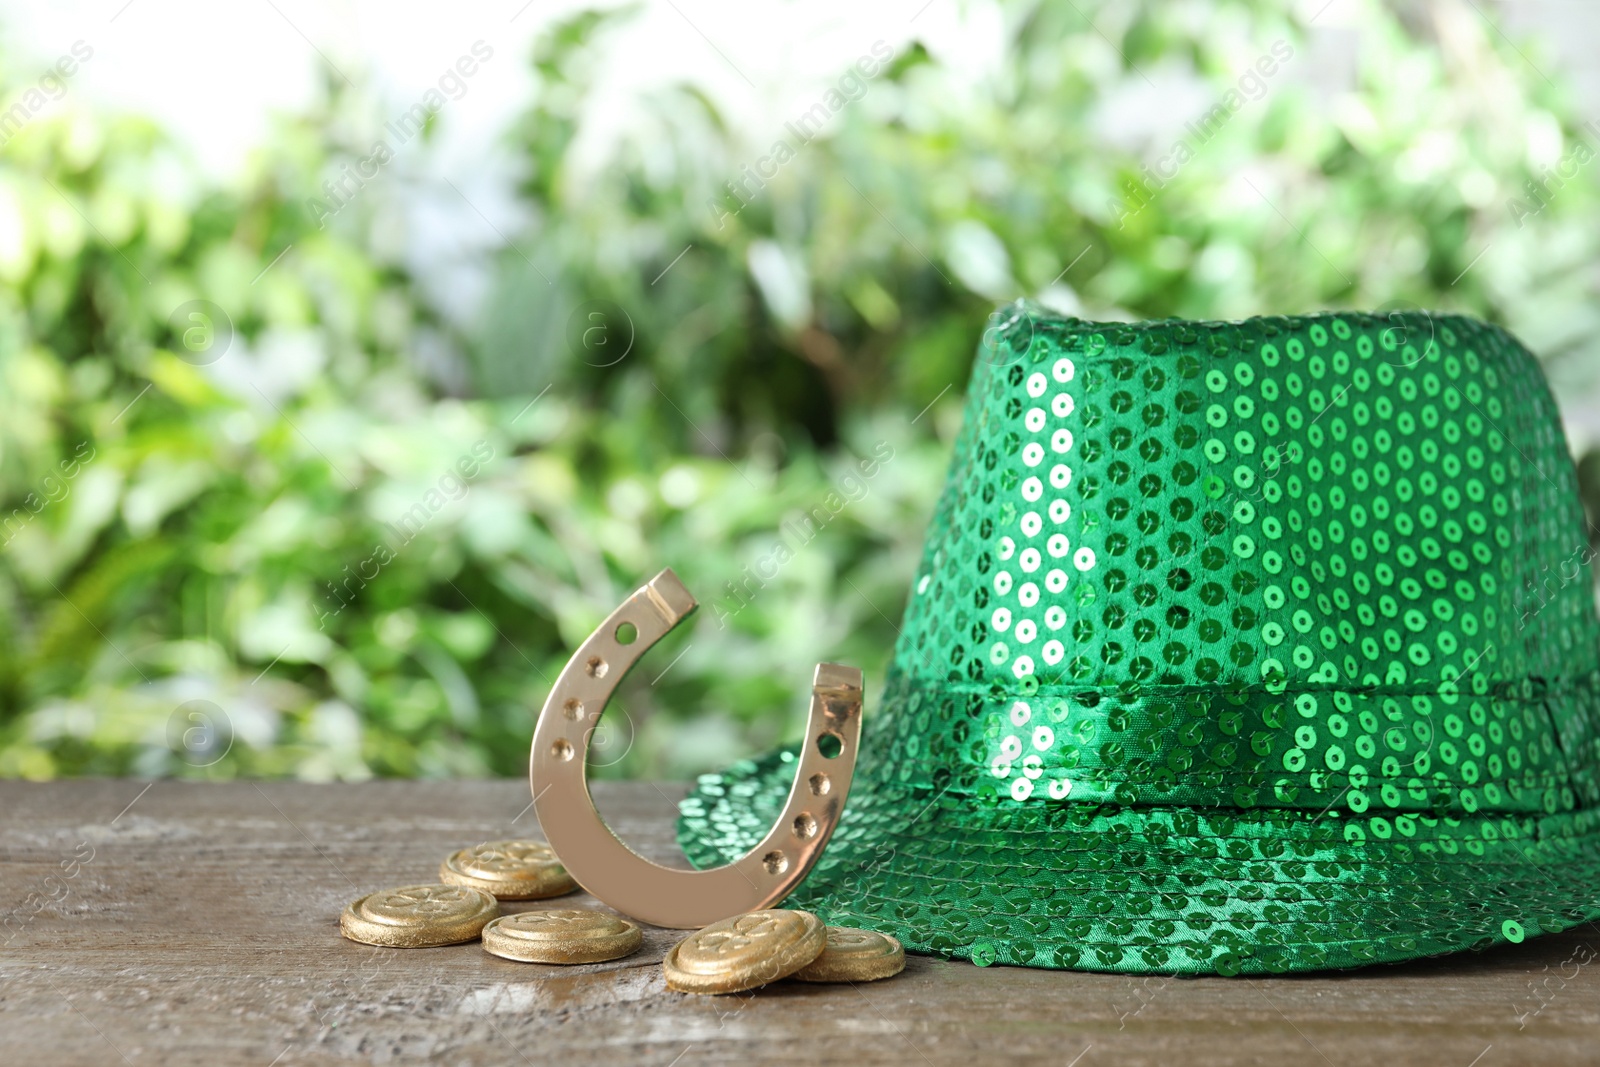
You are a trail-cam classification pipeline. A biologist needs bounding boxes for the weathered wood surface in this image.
[1,780,1597,1066]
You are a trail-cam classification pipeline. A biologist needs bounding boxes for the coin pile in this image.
[336,842,907,987]
[663,909,905,994]
[339,837,638,964]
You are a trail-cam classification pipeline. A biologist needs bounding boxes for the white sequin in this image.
[1019,547,1041,573]
[1021,476,1043,501]
[991,607,1012,632]
[1033,725,1055,750]
[1052,358,1075,383]
[1009,700,1031,727]
[1026,372,1047,397]
[1025,407,1046,432]
[1048,778,1072,799]
[1020,511,1042,537]
[1045,605,1067,630]
[1042,639,1064,664]
[1045,568,1067,593]
[1049,464,1072,489]
[1048,498,1071,523]
[1074,546,1096,571]
[997,535,1016,560]
[1018,582,1040,607]
[1010,777,1034,801]
[1015,619,1037,643]
[1051,428,1073,453]
[1021,754,1043,780]
[1021,442,1044,467]
[1051,392,1075,417]
[1000,735,1023,760]
[994,571,1013,594]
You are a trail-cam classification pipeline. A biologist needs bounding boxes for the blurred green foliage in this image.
[1,0,1597,781]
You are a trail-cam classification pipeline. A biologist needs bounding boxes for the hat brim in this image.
[677,743,1600,975]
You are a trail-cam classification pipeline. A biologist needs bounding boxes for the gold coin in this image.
[340,884,499,948]
[792,926,906,983]
[481,908,642,964]
[663,909,826,995]
[439,839,577,900]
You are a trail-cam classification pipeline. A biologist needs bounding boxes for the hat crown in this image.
[878,306,1600,821]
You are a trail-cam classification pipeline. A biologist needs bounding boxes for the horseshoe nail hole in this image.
[551,739,575,762]
[585,656,608,679]
[614,621,638,645]
[562,698,584,721]
[762,850,789,876]
[792,813,817,841]
[808,772,831,796]
[816,731,843,759]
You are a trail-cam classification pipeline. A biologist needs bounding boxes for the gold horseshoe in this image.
[530,568,863,929]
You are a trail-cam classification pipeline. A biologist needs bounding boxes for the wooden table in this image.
[2,780,1596,1065]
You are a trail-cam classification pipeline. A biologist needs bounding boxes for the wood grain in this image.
[2,780,1596,1065]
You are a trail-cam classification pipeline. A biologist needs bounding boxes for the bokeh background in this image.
[1,0,1598,782]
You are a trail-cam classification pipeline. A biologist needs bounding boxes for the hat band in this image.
[861,670,1599,817]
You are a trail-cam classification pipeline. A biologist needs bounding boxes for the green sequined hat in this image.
[676,305,1600,976]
